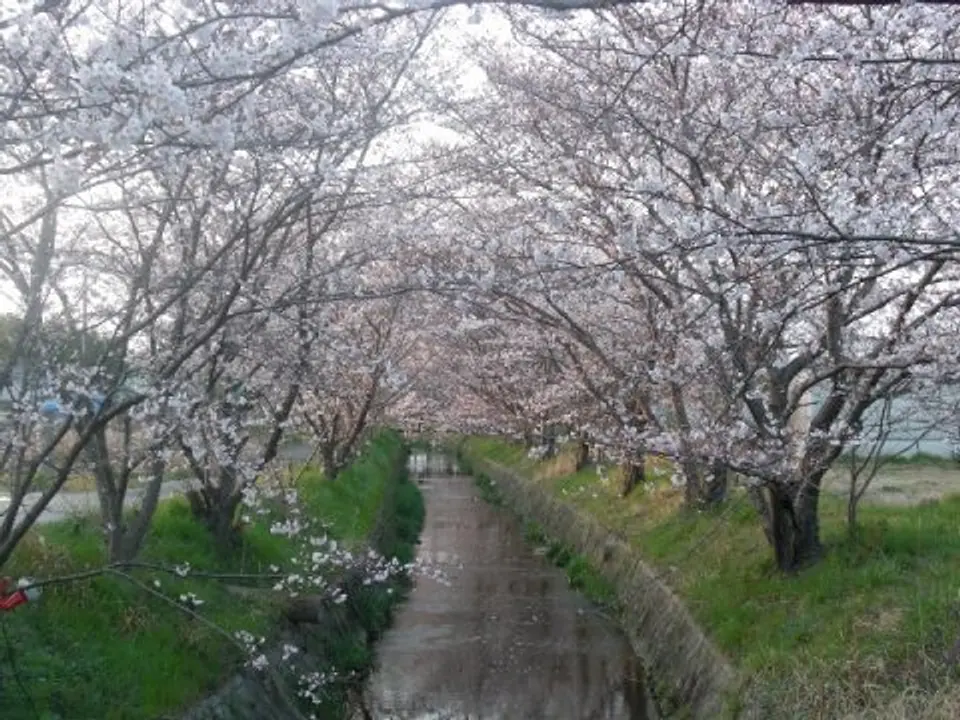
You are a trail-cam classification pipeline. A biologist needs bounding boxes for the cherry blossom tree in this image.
[413,1,960,570]
[0,0,439,561]
[2,0,959,580]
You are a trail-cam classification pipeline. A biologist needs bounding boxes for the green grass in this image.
[525,522,618,610]
[455,447,506,506]
[300,433,424,716]
[473,472,505,506]
[388,473,427,566]
[0,500,280,720]
[0,430,418,720]
[462,445,618,611]
[297,453,386,544]
[461,436,960,717]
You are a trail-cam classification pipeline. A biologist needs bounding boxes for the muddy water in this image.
[364,454,654,719]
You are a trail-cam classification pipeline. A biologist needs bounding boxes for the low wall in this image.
[474,457,737,719]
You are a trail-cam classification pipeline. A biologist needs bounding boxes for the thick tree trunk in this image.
[766,479,823,572]
[574,439,590,472]
[210,493,242,551]
[105,520,125,564]
[321,445,341,480]
[542,430,557,459]
[621,456,645,498]
[680,458,728,508]
[681,458,700,507]
[522,430,535,449]
[187,471,243,552]
[703,458,728,506]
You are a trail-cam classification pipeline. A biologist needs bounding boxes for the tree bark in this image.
[680,457,728,508]
[320,444,340,480]
[574,439,589,472]
[847,497,858,540]
[111,458,168,563]
[703,458,728,506]
[767,478,823,572]
[186,468,243,552]
[621,455,645,498]
[681,458,700,507]
[210,492,243,551]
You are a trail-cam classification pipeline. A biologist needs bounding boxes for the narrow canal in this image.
[363,453,655,719]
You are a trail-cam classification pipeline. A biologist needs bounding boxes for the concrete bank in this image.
[465,455,738,719]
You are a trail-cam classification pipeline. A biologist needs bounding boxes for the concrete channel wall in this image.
[474,457,738,719]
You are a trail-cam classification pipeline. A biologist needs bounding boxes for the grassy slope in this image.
[0,430,413,720]
[289,431,424,719]
[462,437,960,718]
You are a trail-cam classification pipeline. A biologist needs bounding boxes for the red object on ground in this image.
[0,577,30,612]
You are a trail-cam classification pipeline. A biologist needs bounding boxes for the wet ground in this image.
[364,453,653,720]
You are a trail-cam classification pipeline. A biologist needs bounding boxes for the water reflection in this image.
[366,454,654,719]
[409,452,459,478]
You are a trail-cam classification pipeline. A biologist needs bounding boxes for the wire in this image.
[0,612,40,720]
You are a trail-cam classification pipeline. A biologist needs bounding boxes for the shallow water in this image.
[363,454,654,719]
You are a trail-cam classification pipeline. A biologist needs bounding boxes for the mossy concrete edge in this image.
[474,457,738,719]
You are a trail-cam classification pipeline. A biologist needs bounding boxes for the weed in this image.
[524,521,546,544]
[473,472,504,506]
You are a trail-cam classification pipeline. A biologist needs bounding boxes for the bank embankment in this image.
[457,444,734,718]
[0,430,422,720]
[459,437,960,719]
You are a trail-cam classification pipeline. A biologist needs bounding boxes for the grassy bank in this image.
[456,450,617,612]
[0,430,420,720]
[308,436,425,717]
[522,519,619,611]
[460,437,960,718]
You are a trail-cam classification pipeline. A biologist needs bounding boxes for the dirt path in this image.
[0,480,188,526]
[822,463,960,506]
[0,441,313,527]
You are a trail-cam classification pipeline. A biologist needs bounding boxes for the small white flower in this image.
[178,592,204,608]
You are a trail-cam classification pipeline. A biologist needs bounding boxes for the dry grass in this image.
[1,471,104,494]
[533,452,581,482]
[741,665,960,720]
[851,687,960,720]
[823,463,960,507]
